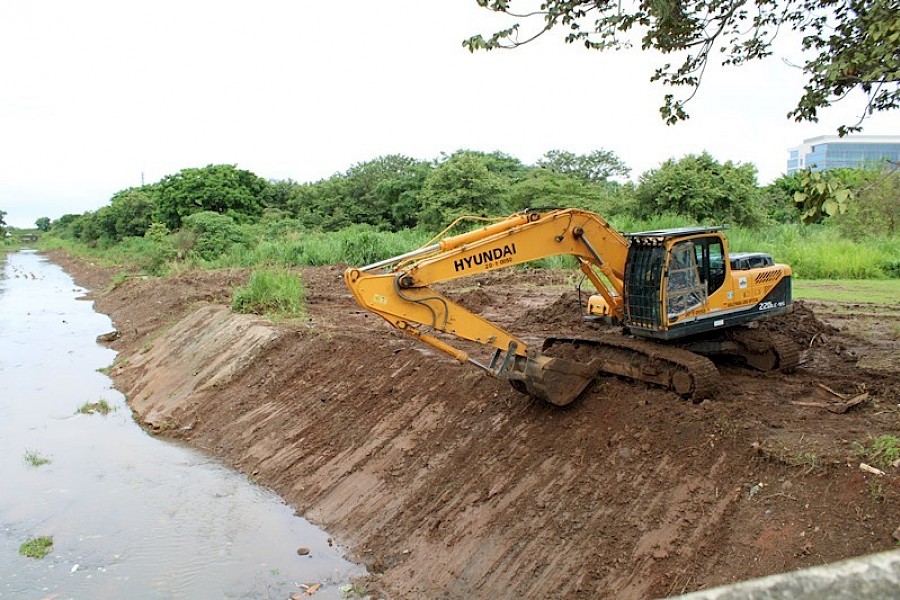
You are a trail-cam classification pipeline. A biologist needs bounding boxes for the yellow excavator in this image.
[344,209,798,406]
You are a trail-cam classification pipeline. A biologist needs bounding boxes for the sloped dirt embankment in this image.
[56,252,900,599]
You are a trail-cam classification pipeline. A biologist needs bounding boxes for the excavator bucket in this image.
[508,353,603,407]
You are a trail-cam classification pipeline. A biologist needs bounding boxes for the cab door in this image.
[692,235,727,296]
[664,235,728,326]
[664,240,705,323]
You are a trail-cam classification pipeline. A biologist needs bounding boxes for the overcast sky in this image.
[1,0,896,228]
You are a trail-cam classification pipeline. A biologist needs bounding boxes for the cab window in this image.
[666,241,705,319]
[692,236,726,295]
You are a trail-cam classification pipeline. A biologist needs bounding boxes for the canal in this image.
[0,250,363,598]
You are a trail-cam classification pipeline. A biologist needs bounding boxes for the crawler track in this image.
[769,332,801,372]
[724,329,801,372]
[542,334,720,401]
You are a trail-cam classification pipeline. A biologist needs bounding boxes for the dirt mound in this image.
[450,287,495,312]
[59,256,900,599]
[520,291,587,327]
[761,300,839,344]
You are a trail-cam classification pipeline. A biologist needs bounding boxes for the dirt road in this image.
[54,252,900,598]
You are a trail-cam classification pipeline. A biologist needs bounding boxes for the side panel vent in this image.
[755,269,782,285]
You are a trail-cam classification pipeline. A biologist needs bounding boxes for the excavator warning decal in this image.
[453,244,517,272]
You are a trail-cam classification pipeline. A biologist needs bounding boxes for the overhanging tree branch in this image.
[464,0,900,133]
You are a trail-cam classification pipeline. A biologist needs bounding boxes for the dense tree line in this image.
[46,148,898,251]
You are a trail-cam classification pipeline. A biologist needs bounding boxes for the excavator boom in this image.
[344,209,629,405]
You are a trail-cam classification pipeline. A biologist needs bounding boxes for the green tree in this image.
[507,168,617,213]
[829,165,899,237]
[761,173,804,223]
[792,168,856,224]
[153,164,270,229]
[417,151,512,231]
[108,188,156,238]
[49,214,82,238]
[34,217,51,232]
[340,155,432,230]
[0,209,7,238]
[140,222,177,274]
[287,177,353,231]
[536,149,630,183]
[371,160,433,229]
[75,207,118,245]
[635,152,763,225]
[466,150,529,180]
[261,179,296,212]
[282,181,324,229]
[91,186,155,241]
[465,0,899,133]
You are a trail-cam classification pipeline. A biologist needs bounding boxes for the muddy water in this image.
[0,251,363,598]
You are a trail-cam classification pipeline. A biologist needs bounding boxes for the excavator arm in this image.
[344,209,630,406]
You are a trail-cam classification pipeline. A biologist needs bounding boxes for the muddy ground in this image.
[52,252,899,599]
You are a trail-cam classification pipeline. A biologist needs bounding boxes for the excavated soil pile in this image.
[52,251,900,599]
[761,301,839,344]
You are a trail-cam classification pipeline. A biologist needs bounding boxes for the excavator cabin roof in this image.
[626,226,727,245]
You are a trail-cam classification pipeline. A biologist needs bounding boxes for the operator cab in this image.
[621,227,729,339]
[616,227,791,340]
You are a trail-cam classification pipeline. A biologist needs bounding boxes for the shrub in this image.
[130,222,176,274]
[181,212,247,261]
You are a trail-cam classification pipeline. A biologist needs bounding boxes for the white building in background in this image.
[786,134,900,175]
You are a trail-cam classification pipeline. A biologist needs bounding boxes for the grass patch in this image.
[793,279,900,304]
[869,480,885,503]
[341,583,368,598]
[23,450,51,468]
[107,271,138,290]
[19,536,53,559]
[76,398,115,415]
[231,267,306,318]
[864,435,900,469]
[788,452,820,470]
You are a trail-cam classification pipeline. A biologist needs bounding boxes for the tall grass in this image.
[725,224,898,279]
[231,268,306,318]
[184,226,432,270]
[609,217,898,278]
[40,219,899,280]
